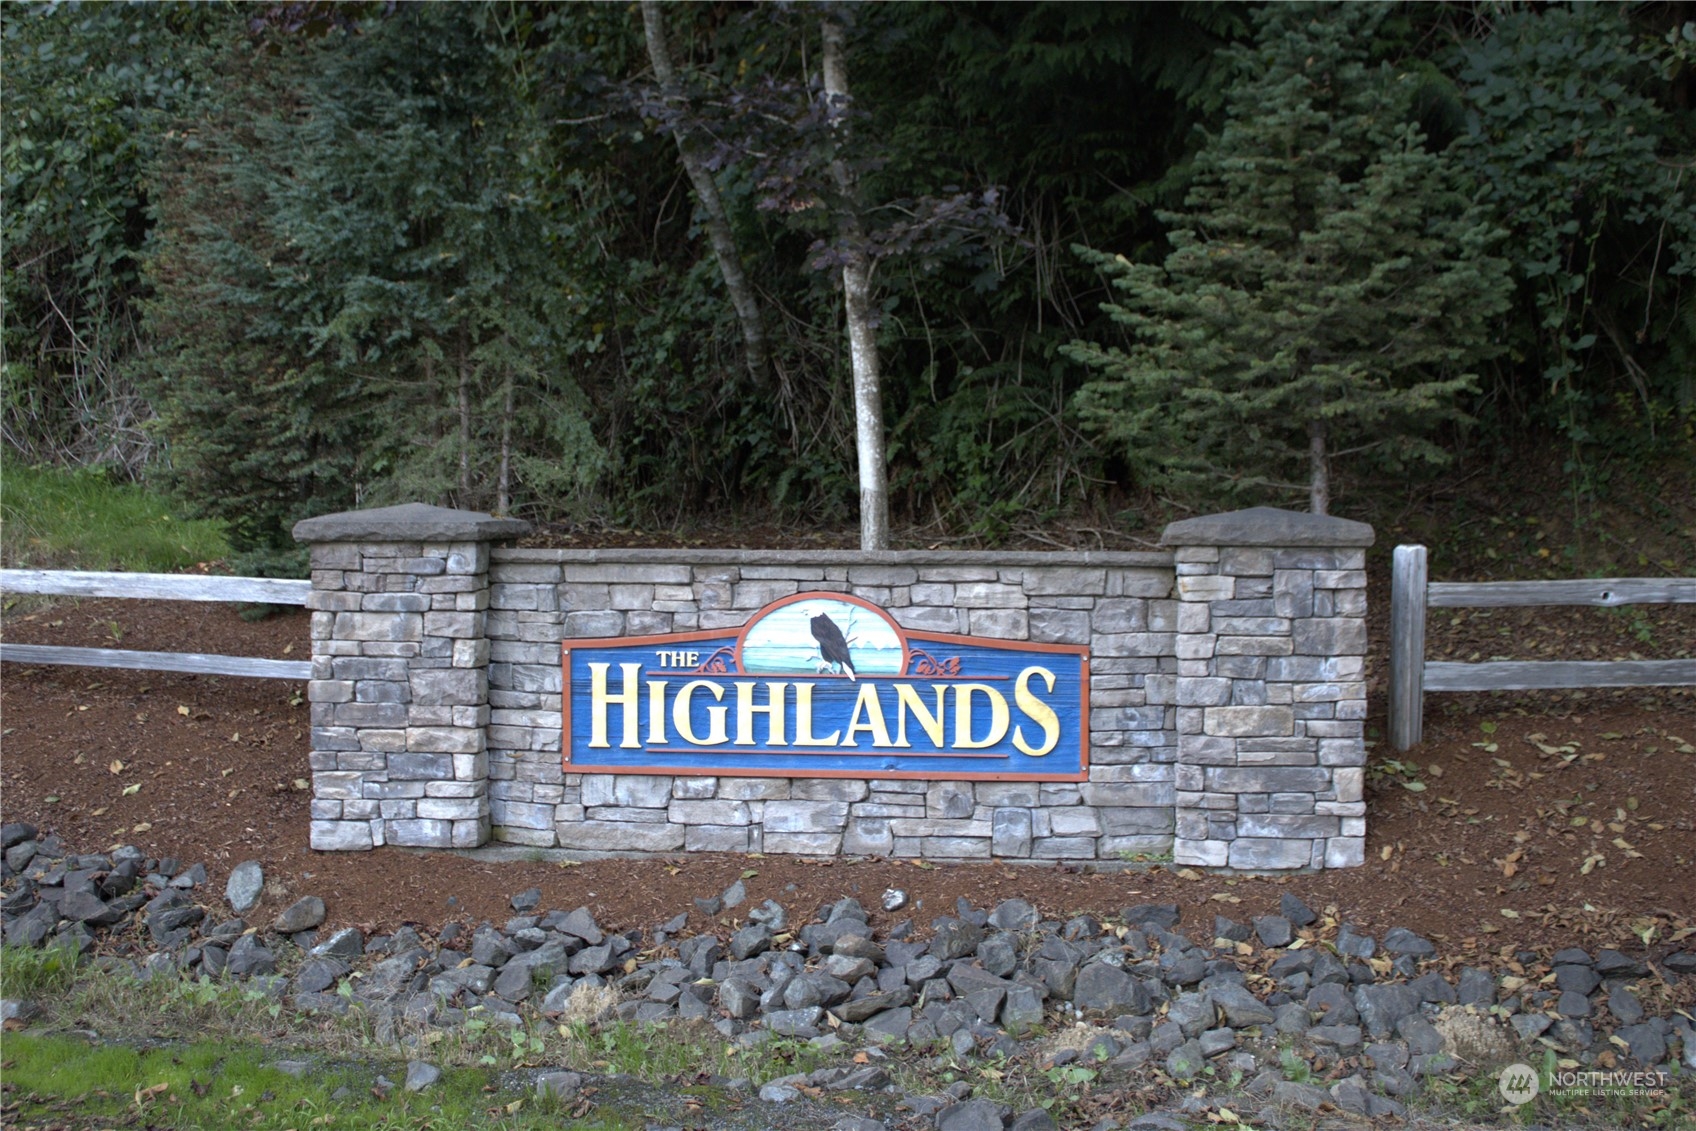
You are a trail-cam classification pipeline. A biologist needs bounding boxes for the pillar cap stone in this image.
[1160,507,1373,548]
[293,503,531,544]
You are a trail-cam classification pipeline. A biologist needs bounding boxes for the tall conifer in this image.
[1067,4,1512,513]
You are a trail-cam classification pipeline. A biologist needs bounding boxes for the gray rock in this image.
[1608,985,1645,1025]
[721,879,747,909]
[760,1083,800,1103]
[403,1061,441,1092]
[1306,1024,1364,1055]
[1270,1080,1331,1111]
[59,890,123,927]
[726,923,770,961]
[1165,1039,1206,1081]
[1122,903,1180,930]
[988,900,1039,931]
[1001,984,1045,1034]
[1073,962,1150,1016]
[273,896,326,934]
[1335,924,1375,959]
[293,957,350,995]
[310,927,365,960]
[749,899,789,930]
[1279,893,1317,927]
[1210,983,1274,1028]
[169,863,208,889]
[1382,927,1435,957]
[935,1098,1008,1131]
[1617,1023,1667,1065]
[1165,992,1215,1038]
[271,1060,311,1077]
[1595,949,1648,978]
[1553,964,1601,995]
[1511,1014,1552,1041]
[226,935,277,978]
[1198,1028,1236,1056]
[765,1006,823,1036]
[1556,990,1591,1018]
[1397,1015,1445,1056]
[1008,1110,1057,1131]
[1,999,41,1025]
[834,1119,888,1131]
[536,1070,582,1099]
[1125,1115,1189,1131]
[558,906,603,946]
[784,971,850,1010]
[0,823,37,850]
[1306,982,1358,1026]
[1253,915,1293,948]
[1409,971,1456,1004]
[834,989,910,1023]
[931,918,984,961]
[1353,983,1419,1039]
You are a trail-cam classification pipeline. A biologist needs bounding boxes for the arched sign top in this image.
[733,591,908,679]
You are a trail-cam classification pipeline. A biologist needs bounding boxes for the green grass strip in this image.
[0,464,229,572]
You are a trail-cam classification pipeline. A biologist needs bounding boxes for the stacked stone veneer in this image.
[1164,511,1374,871]
[295,504,1372,869]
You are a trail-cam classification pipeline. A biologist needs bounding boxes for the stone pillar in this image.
[1161,508,1373,870]
[293,504,530,851]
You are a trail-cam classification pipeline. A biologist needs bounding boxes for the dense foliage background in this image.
[4,2,1692,563]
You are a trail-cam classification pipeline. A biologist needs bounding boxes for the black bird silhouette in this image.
[809,614,857,681]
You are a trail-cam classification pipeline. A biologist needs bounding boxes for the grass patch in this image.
[0,942,80,998]
[0,464,228,571]
[0,1032,637,1130]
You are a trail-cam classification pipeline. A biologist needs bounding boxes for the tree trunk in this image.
[457,331,473,502]
[822,17,889,551]
[640,0,771,391]
[1308,417,1330,515]
[497,363,514,516]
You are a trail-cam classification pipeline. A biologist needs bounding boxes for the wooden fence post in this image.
[1389,544,1428,751]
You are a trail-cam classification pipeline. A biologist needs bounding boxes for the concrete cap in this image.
[1159,507,1374,548]
[292,503,531,544]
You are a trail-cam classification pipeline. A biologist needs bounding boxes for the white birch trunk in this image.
[822,18,889,551]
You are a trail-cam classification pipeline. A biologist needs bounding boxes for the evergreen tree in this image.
[1066,3,1512,514]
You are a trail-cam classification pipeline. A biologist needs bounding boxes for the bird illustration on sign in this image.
[738,596,903,678]
[809,613,857,681]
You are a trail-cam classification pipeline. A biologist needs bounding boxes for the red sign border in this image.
[560,599,1090,783]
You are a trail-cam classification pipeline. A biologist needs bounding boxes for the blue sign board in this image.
[563,592,1089,781]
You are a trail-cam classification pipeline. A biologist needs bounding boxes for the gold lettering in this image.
[646,680,668,744]
[734,681,788,746]
[589,662,641,749]
[953,683,1009,749]
[1012,666,1060,756]
[793,683,841,745]
[843,682,892,747]
[894,683,946,748]
[673,680,728,745]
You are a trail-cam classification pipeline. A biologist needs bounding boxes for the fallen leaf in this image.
[177,705,190,716]
[122,783,141,795]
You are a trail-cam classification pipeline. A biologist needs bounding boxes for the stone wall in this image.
[482,550,1178,861]
[295,504,1372,870]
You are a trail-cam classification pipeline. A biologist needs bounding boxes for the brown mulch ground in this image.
[2,561,1693,973]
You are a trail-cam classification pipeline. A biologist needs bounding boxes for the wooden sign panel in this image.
[563,592,1088,781]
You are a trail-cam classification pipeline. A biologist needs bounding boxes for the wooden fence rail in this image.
[0,568,309,681]
[1388,545,1696,750]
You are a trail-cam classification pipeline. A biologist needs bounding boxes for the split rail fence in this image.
[1387,545,1696,750]
[0,569,310,680]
